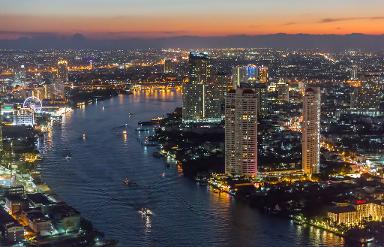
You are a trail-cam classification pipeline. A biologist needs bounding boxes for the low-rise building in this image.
[5,194,27,215]
[27,193,55,214]
[21,209,53,236]
[327,201,384,227]
[48,203,81,234]
[0,208,24,245]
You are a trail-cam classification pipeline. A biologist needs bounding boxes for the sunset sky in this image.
[1,0,384,39]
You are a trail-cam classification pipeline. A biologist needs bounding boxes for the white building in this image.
[302,87,321,176]
[225,88,258,177]
[13,108,35,126]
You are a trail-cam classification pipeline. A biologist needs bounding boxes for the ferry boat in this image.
[138,208,153,217]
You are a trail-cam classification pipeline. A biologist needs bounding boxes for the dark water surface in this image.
[39,92,345,247]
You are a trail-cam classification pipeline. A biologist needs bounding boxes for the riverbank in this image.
[33,92,351,246]
[0,101,117,246]
[146,107,384,246]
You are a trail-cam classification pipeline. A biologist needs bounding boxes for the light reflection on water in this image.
[38,90,346,247]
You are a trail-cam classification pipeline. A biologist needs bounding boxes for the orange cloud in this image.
[0,14,383,39]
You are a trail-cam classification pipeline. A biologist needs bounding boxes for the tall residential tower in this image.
[54,59,68,99]
[302,87,321,176]
[225,88,258,177]
[182,52,221,122]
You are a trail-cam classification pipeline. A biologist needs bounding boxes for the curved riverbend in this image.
[38,92,345,247]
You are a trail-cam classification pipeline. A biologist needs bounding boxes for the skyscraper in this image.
[55,59,68,99]
[231,64,270,117]
[182,52,221,122]
[225,88,258,177]
[302,87,321,176]
[350,80,382,116]
[232,64,258,88]
[276,79,289,102]
[0,102,3,154]
[351,65,358,80]
[258,66,269,83]
[213,72,232,116]
[57,60,69,82]
[164,58,176,74]
[13,65,27,86]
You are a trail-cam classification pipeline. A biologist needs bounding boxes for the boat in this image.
[138,121,154,126]
[122,178,137,186]
[143,140,158,146]
[136,127,150,132]
[65,155,72,161]
[160,172,165,178]
[138,208,153,217]
[82,133,86,140]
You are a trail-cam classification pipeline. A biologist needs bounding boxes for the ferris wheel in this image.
[23,96,43,113]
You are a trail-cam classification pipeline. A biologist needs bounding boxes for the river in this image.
[38,90,345,247]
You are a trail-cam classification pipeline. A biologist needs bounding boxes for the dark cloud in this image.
[0,31,61,38]
[320,16,384,23]
[0,33,384,51]
[0,30,188,39]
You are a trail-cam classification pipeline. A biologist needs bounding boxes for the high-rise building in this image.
[54,60,68,99]
[232,64,259,88]
[57,60,69,82]
[231,65,270,117]
[213,72,232,116]
[182,52,221,122]
[254,83,268,117]
[13,65,27,86]
[225,88,258,177]
[276,79,290,102]
[0,102,3,154]
[351,65,358,80]
[302,87,321,176]
[164,58,176,74]
[259,66,269,83]
[350,80,382,116]
[0,122,3,154]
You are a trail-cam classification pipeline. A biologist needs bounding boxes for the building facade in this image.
[232,64,259,88]
[225,88,258,177]
[327,202,384,227]
[302,87,321,176]
[276,79,290,102]
[54,60,68,99]
[350,80,383,116]
[164,58,176,74]
[182,52,221,122]
[13,109,35,126]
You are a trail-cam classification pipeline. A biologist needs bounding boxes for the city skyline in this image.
[1,46,384,246]
[1,0,384,245]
